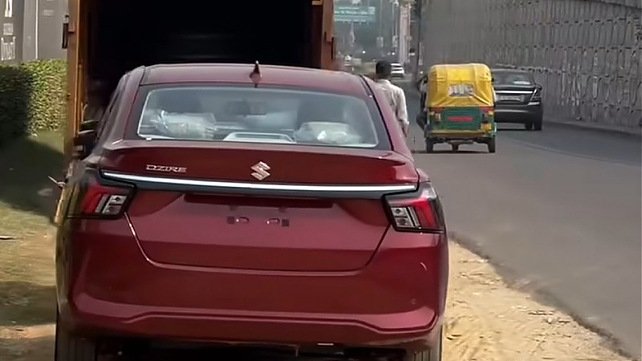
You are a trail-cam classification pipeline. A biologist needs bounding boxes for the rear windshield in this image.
[135,86,385,149]
[493,72,534,86]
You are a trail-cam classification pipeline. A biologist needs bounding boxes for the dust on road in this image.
[0,236,631,361]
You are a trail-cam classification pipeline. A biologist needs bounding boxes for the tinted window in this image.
[136,86,382,148]
[493,72,534,86]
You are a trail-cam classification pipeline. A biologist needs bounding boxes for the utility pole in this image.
[377,0,384,58]
[396,1,406,65]
[413,0,422,80]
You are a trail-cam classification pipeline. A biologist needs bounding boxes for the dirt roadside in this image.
[0,231,631,361]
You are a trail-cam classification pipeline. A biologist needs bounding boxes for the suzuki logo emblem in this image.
[251,161,271,181]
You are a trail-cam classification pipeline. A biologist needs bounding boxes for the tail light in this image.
[70,170,134,219]
[480,106,494,123]
[384,183,445,233]
[429,107,443,123]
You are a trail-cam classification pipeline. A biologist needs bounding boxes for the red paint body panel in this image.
[141,64,367,96]
[56,64,448,354]
[57,218,447,349]
[363,77,412,156]
[128,193,390,271]
[100,141,418,185]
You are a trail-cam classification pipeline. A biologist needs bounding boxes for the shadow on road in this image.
[0,133,64,235]
[497,127,529,132]
[413,149,487,155]
[0,281,56,327]
[0,67,33,147]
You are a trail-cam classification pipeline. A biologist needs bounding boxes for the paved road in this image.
[403,92,642,359]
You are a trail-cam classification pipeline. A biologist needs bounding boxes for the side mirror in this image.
[535,84,543,90]
[72,129,97,159]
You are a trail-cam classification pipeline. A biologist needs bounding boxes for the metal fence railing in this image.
[420,0,642,130]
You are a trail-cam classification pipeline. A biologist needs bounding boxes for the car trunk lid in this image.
[100,141,418,272]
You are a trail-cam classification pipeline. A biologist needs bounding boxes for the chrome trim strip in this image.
[102,171,417,193]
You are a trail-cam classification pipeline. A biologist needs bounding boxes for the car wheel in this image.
[534,117,543,131]
[55,314,99,361]
[524,121,534,131]
[487,137,496,153]
[451,144,459,152]
[403,328,443,361]
[425,139,434,153]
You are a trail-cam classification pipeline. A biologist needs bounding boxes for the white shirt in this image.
[375,79,409,128]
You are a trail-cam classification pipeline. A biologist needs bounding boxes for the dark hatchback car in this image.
[492,68,544,131]
[54,64,449,361]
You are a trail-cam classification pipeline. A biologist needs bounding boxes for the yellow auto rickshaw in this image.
[419,63,497,153]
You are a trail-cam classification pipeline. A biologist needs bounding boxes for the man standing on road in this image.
[374,60,409,137]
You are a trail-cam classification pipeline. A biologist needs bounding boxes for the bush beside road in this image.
[0,59,66,146]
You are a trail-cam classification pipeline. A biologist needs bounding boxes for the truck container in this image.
[62,0,336,159]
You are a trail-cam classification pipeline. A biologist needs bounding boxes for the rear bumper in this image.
[495,103,543,123]
[56,218,448,351]
[427,129,494,141]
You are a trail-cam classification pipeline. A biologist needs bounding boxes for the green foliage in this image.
[0,59,67,146]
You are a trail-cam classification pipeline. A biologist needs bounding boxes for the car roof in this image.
[491,68,531,74]
[140,63,368,96]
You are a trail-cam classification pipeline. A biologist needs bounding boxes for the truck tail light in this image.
[384,183,445,233]
[70,170,134,218]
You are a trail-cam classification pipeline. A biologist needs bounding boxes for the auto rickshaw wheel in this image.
[451,144,459,152]
[525,121,534,131]
[425,139,434,153]
[487,137,496,153]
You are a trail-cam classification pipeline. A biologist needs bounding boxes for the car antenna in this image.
[249,61,262,88]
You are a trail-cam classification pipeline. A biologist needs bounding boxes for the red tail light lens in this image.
[428,107,443,113]
[72,171,134,218]
[385,183,445,232]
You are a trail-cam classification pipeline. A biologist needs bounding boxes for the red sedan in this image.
[54,63,449,361]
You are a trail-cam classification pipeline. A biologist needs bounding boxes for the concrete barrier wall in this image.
[420,0,642,131]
